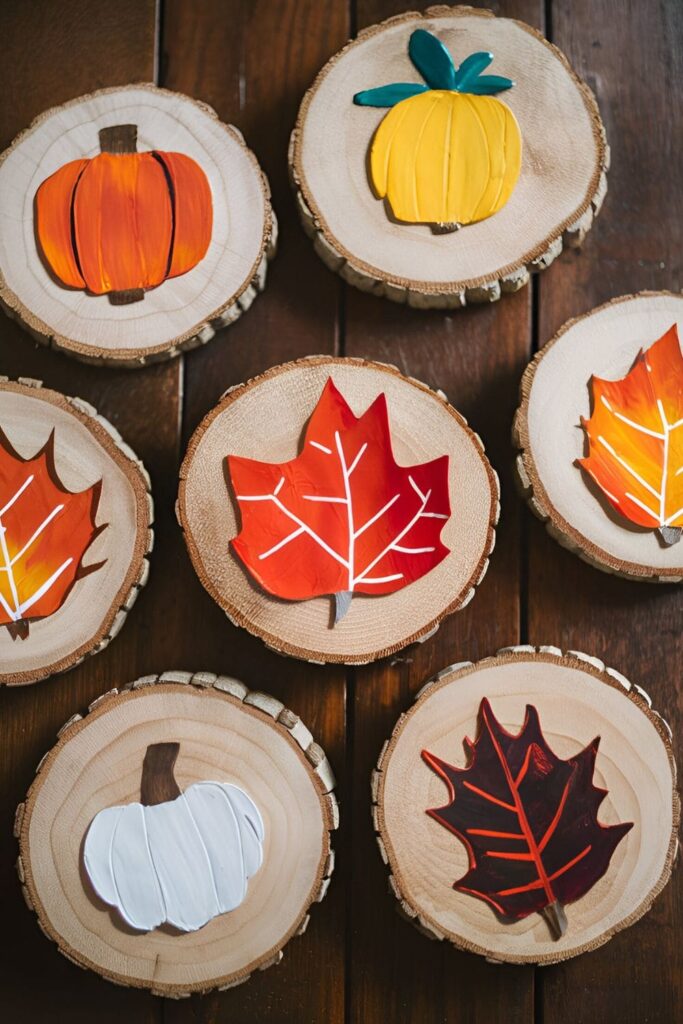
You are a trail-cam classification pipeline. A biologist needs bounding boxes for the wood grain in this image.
[529,2,683,1022]
[0,379,152,685]
[374,648,677,963]
[515,291,683,580]
[0,0,679,1021]
[345,3,538,1021]
[0,2,164,1022]
[0,85,275,364]
[292,4,607,306]
[161,2,349,1021]
[18,677,337,996]
[178,356,498,664]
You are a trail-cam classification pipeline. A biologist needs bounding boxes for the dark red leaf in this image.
[422,698,632,936]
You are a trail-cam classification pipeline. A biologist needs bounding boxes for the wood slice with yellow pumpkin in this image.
[513,291,683,581]
[16,672,337,996]
[290,6,608,307]
[0,377,152,685]
[0,85,276,366]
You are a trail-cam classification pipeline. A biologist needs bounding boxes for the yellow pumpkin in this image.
[354,29,522,229]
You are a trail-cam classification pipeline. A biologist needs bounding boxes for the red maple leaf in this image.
[226,378,451,622]
[422,698,632,939]
[0,428,106,639]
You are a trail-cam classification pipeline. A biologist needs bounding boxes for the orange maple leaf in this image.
[226,378,451,623]
[0,428,106,639]
[579,323,683,545]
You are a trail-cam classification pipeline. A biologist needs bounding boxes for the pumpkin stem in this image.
[99,124,138,154]
[140,742,182,806]
[109,288,145,305]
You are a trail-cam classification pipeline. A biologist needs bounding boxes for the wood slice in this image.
[373,646,678,964]
[0,377,152,685]
[289,6,607,308]
[514,291,683,581]
[177,356,499,664]
[15,672,337,997]
[0,84,276,366]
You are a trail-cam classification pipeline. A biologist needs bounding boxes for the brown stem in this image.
[108,288,144,305]
[6,620,29,641]
[99,124,138,154]
[140,742,181,806]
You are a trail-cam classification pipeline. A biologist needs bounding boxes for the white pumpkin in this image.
[83,745,264,933]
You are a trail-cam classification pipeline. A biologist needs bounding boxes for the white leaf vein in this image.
[597,388,683,526]
[237,437,448,590]
[0,476,70,622]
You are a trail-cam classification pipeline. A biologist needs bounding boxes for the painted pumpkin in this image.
[35,124,212,304]
[83,742,264,932]
[353,29,522,231]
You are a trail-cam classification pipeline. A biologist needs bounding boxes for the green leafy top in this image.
[353,28,514,108]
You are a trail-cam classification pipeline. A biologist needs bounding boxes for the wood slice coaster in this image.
[16,672,337,996]
[373,646,678,964]
[514,291,683,581]
[177,356,499,664]
[0,84,276,366]
[290,6,607,308]
[0,378,152,685]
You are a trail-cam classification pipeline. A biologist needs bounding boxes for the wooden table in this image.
[0,2,679,1021]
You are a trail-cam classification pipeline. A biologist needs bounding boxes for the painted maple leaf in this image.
[226,377,451,623]
[578,323,683,546]
[422,698,632,939]
[0,428,106,639]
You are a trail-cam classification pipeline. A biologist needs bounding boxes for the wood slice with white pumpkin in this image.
[16,672,337,997]
[289,6,607,307]
[0,84,276,366]
[0,377,152,685]
[372,646,678,964]
[177,356,499,664]
[513,291,683,581]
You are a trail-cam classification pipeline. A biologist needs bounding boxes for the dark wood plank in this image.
[345,2,541,1021]
[160,2,349,1021]
[164,0,350,438]
[530,1,683,1022]
[0,2,164,1021]
[1,2,678,1021]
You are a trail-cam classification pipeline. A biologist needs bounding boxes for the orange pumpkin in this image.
[35,124,212,303]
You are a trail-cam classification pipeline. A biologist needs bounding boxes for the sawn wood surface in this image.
[0,2,679,1022]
